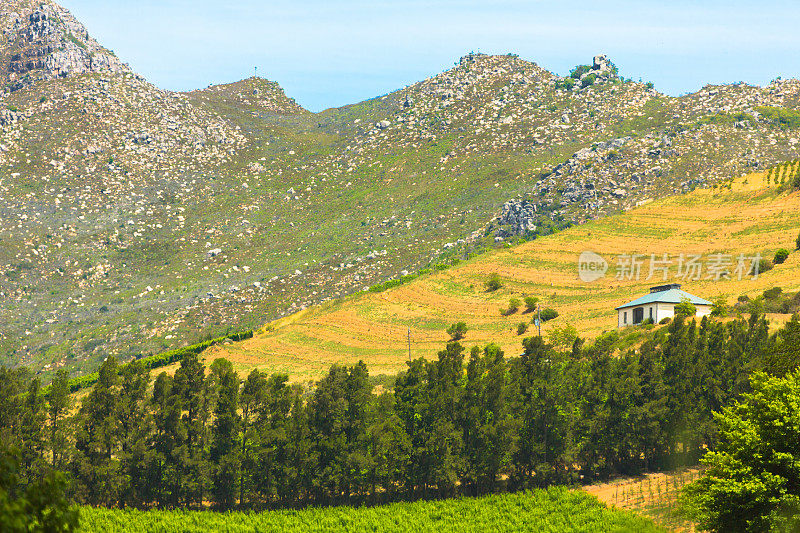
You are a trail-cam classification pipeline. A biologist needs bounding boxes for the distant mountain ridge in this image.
[2,0,800,379]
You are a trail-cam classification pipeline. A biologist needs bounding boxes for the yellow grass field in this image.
[203,172,800,381]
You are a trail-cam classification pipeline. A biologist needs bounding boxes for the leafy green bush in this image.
[447,322,467,341]
[659,317,671,325]
[796,231,800,250]
[763,287,783,300]
[674,297,697,317]
[711,295,729,317]
[523,296,539,313]
[0,444,79,531]
[555,78,575,91]
[569,65,591,79]
[683,371,800,532]
[507,298,520,313]
[539,308,558,322]
[485,274,502,292]
[516,322,528,335]
[581,74,597,88]
[774,248,790,265]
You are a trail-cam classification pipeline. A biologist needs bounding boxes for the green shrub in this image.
[683,371,800,532]
[581,74,597,88]
[757,258,774,274]
[507,298,520,313]
[659,317,671,325]
[524,296,539,312]
[555,78,575,90]
[447,322,467,341]
[763,287,783,300]
[516,322,528,335]
[675,297,697,317]
[569,65,591,79]
[755,106,800,129]
[539,308,559,322]
[711,296,729,317]
[774,248,790,265]
[485,274,502,292]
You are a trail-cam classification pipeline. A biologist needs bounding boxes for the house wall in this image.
[696,304,712,318]
[618,304,658,327]
[618,302,713,328]
[655,302,673,323]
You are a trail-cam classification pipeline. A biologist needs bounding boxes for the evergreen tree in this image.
[767,313,800,377]
[365,392,410,501]
[19,378,47,481]
[239,369,265,507]
[308,365,350,503]
[116,361,151,507]
[209,359,240,509]
[513,336,568,487]
[73,357,121,506]
[171,353,210,506]
[149,372,181,507]
[48,370,71,470]
[461,344,516,494]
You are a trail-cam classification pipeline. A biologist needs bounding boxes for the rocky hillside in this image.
[2,0,800,378]
[1,0,129,92]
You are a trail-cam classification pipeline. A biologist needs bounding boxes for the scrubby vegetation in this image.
[538,307,559,322]
[446,321,468,341]
[485,273,503,292]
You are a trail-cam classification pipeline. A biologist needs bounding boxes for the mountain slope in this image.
[1,0,129,91]
[206,171,800,381]
[3,0,800,377]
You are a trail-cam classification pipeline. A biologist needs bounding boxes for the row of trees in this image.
[2,313,799,512]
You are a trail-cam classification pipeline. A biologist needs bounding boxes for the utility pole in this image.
[407,326,411,361]
[254,66,258,79]
[537,303,541,337]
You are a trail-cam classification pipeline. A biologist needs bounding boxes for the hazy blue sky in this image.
[59,0,800,112]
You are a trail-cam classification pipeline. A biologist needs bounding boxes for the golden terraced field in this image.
[202,172,800,381]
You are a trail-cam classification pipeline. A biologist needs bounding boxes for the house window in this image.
[623,311,627,324]
[649,307,653,320]
[633,307,644,324]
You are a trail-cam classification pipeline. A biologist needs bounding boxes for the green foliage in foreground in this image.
[683,370,800,533]
[78,488,663,533]
[0,445,78,533]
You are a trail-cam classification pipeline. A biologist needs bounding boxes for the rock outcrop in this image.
[1,1,130,91]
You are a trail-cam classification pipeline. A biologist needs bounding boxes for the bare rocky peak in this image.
[0,0,131,91]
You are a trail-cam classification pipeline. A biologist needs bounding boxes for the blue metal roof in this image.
[615,288,712,310]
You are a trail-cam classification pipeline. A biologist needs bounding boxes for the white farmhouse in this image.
[616,284,712,328]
